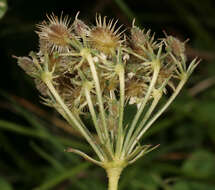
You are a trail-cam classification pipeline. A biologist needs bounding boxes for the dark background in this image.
[0,0,215,189]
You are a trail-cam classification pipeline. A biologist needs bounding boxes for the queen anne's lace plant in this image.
[15,13,199,190]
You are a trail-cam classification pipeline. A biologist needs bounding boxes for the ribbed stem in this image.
[106,167,123,190]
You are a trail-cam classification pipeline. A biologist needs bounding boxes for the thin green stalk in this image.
[84,51,113,157]
[122,47,148,62]
[84,85,106,146]
[122,60,160,156]
[126,90,162,155]
[116,64,125,157]
[66,148,102,166]
[129,78,187,150]
[109,90,117,142]
[44,79,105,161]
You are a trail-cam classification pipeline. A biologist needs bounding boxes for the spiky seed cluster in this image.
[129,21,159,58]
[36,13,73,53]
[89,15,123,55]
[15,13,198,167]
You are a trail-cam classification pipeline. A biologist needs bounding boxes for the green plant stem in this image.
[122,47,148,62]
[106,167,123,190]
[126,90,162,155]
[44,78,105,161]
[116,64,125,157]
[122,60,160,156]
[84,85,106,146]
[129,78,187,151]
[84,51,113,158]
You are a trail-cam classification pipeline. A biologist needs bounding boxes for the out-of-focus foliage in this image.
[0,0,7,18]
[0,0,215,189]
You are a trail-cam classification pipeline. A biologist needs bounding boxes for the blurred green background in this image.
[0,0,215,189]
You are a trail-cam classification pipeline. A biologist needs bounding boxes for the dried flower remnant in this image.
[15,13,199,190]
[13,56,37,76]
[73,12,90,38]
[130,20,158,58]
[36,13,73,53]
[89,15,123,55]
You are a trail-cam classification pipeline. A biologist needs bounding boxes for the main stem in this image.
[106,167,123,190]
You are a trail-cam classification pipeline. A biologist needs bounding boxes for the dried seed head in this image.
[164,32,186,57]
[89,15,123,55]
[13,56,37,76]
[73,12,90,37]
[125,80,147,98]
[130,23,146,46]
[156,67,176,91]
[35,78,49,96]
[36,13,73,53]
[130,20,158,56]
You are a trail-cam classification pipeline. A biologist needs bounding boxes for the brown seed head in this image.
[89,15,123,55]
[163,32,187,57]
[36,13,72,53]
[126,80,147,98]
[73,12,90,37]
[130,20,158,56]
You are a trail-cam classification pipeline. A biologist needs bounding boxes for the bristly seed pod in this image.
[36,13,73,53]
[73,12,90,37]
[89,14,123,55]
[130,19,158,56]
[130,20,147,46]
[13,56,37,76]
[163,31,187,57]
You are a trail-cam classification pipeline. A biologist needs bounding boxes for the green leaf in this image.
[172,181,190,190]
[173,180,215,190]
[34,163,90,190]
[0,177,13,190]
[0,0,7,19]
[182,150,215,179]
